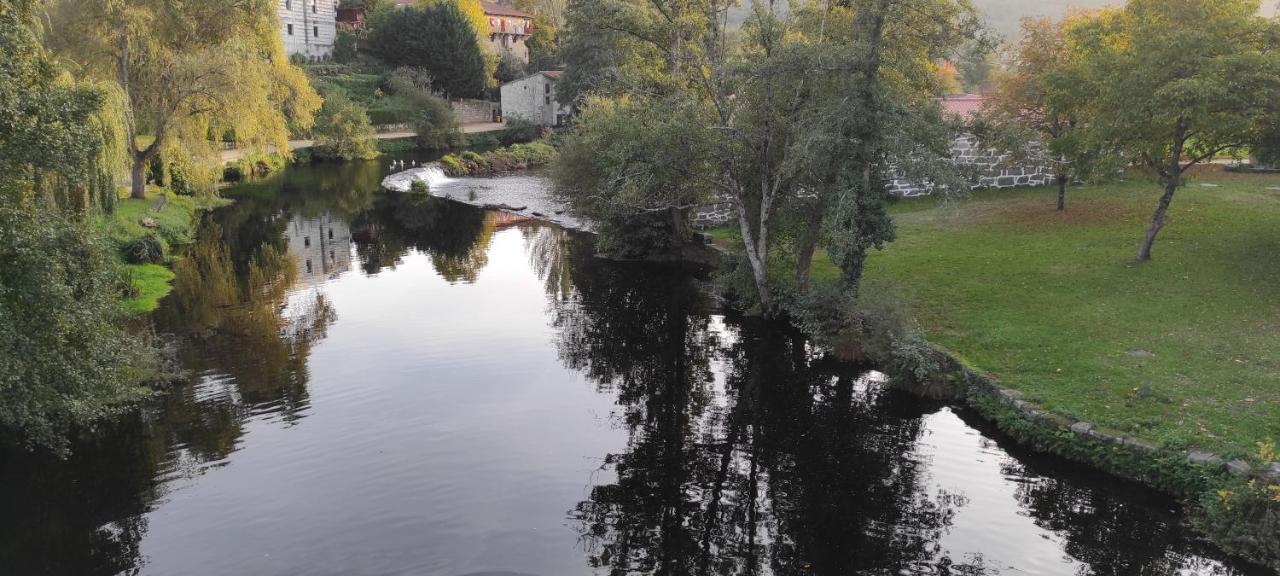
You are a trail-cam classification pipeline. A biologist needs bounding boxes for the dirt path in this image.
[220,122,508,163]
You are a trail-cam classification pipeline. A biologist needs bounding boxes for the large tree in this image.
[986,15,1092,211]
[1070,0,1280,261]
[554,0,977,312]
[46,0,320,199]
[367,3,489,98]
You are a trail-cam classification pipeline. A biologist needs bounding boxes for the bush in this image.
[121,234,166,265]
[410,179,430,194]
[439,142,556,176]
[334,30,358,63]
[313,92,380,161]
[439,154,466,175]
[0,206,152,453]
[413,94,464,151]
[498,117,540,145]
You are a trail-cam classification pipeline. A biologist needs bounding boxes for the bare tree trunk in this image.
[795,209,822,291]
[1137,179,1176,261]
[130,151,148,199]
[1056,174,1067,211]
[1138,118,1187,261]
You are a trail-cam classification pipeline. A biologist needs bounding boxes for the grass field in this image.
[862,168,1280,459]
[102,190,216,315]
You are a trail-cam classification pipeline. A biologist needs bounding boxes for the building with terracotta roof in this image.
[481,1,534,62]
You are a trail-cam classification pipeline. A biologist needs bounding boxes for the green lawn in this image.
[123,263,176,314]
[864,169,1280,459]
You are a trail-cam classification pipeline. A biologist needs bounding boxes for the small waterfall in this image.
[381,163,454,192]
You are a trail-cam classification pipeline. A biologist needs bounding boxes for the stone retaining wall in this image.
[452,99,499,124]
[691,134,1056,228]
[889,134,1054,197]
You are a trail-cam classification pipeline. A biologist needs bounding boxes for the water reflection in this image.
[0,157,1271,576]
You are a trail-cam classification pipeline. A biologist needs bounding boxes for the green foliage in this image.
[525,21,561,71]
[495,51,528,84]
[863,175,1280,458]
[1064,0,1280,259]
[334,31,359,63]
[0,0,120,213]
[121,234,165,265]
[313,92,380,161]
[47,0,323,198]
[123,263,176,314]
[441,142,556,175]
[553,95,716,251]
[0,206,152,453]
[366,3,488,98]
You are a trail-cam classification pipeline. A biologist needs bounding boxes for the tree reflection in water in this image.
[537,237,1264,576]
[352,191,496,282]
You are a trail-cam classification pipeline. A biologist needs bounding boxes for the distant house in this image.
[336,6,366,31]
[500,71,568,127]
[279,0,337,59]
[481,1,533,63]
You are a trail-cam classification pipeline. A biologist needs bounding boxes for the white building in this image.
[500,71,569,127]
[279,0,337,59]
[286,213,352,288]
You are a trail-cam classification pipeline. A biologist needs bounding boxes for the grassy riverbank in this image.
[863,168,1280,461]
[102,190,223,314]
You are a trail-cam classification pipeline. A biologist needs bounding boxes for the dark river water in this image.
[1,156,1272,576]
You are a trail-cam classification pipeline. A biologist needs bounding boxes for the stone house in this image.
[279,0,337,59]
[500,71,569,127]
[286,213,352,287]
[482,1,534,63]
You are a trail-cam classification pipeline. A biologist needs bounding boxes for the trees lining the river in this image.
[45,0,321,199]
[553,0,979,318]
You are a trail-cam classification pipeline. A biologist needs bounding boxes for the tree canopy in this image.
[367,3,489,98]
[1068,0,1280,260]
[45,0,321,199]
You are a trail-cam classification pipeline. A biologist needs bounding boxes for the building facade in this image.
[482,1,533,63]
[279,0,337,59]
[500,71,569,127]
[286,213,352,288]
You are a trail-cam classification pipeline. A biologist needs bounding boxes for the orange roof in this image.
[480,1,531,18]
[940,94,984,120]
[540,70,563,80]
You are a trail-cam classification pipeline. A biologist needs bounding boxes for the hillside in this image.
[976,0,1280,38]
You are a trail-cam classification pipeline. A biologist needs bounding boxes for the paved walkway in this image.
[220,122,508,163]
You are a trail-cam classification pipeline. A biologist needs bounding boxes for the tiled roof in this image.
[940,94,984,120]
[480,1,531,18]
[540,70,563,80]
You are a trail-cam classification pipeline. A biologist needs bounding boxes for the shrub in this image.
[313,92,380,161]
[0,206,152,453]
[498,117,540,145]
[121,234,166,265]
[334,30,358,63]
[410,179,430,194]
[439,154,466,175]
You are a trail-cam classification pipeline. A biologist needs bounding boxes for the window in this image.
[544,83,550,94]
[313,26,319,38]
[545,95,550,105]
[306,259,313,273]
[328,229,333,240]
[287,23,294,35]
[311,1,317,12]
[285,0,291,9]
[304,236,310,247]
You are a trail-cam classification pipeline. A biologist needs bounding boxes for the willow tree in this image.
[46,0,321,199]
[1069,0,1280,261]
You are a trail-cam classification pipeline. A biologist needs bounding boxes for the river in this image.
[0,155,1271,576]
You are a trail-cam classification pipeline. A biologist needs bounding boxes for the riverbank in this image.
[860,169,1280,568]
[706,168,1280,568]
[103,190,227,314]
